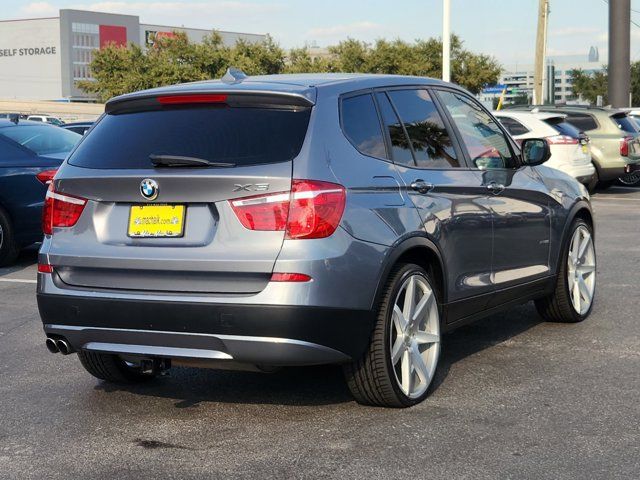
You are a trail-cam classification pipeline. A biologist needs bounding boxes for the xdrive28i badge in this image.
[140,179,159,200]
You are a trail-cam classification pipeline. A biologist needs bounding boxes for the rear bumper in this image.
[38,293,375,366]
[559,163,595,183]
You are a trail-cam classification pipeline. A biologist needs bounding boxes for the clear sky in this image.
[6,0,640,65]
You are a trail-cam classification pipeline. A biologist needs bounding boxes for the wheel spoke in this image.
[578,264,595,276]
[411,344,430,384]
[577,232,591,261]
[403,276,416,321]
[578,276,591,303]
[572,277,581,312]
[415,331,439,345]
[401,349,412,394]
[393,305,407,334]
[391,338,404,366]
[411,290,433,325]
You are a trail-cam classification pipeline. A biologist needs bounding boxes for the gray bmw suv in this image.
[38,73,596,407]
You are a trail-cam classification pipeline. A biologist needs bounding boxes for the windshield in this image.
[68,105,312,169]
[0,125,81,155]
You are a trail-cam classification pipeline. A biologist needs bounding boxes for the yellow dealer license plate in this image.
[128,204,185,238]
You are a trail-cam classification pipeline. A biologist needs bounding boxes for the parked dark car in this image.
[0,119,81,265]
[62,121,94,136]
[38,74,595,407]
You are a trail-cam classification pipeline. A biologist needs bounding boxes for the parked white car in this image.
[494,111,595,185]
[26,115,65,126]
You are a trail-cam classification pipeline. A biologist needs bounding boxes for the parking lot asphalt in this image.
[1,187,639,480]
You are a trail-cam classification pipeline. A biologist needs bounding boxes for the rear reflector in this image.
[270,273,312,282]
[37,264,53,273]
[157,94,228,105]
[36,169,57,185]
[42,185,87,235]
[229,179,346,239]
[547,135,578,145]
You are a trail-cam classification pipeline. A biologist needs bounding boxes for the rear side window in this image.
[564,113,598,132]
[68,106,311,169]
[611,114,639,133]
[387,89,459,168]
[497,116,530,136]
[544,118,582,138]
[375,92,415,166]
[341,94,386,159]
[0,136,31,160]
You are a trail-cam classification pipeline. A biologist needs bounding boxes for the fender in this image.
[555,199,594,270]
[370,234,448,311]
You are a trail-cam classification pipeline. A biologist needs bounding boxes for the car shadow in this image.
[594,185,640,196]
[93,303,542,408]
[0,245,38,277]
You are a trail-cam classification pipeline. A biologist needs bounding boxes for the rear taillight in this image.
[620,135,634,157]
[36,169,57,185]
[42,185,87,235]
[229,179,346,240]
[547,135,578,145]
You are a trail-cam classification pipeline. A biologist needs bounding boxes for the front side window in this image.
[437,90,515,170]
[564,113,598,132]
[387,89,459,168]
[341,94,387,159]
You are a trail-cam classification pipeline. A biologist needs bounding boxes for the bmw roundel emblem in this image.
[140,178,159,200]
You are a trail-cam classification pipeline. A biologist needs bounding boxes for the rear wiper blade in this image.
[149,154,236,168]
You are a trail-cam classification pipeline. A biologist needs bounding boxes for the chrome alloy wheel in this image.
[390,274,440,399]
[567,225,596,315]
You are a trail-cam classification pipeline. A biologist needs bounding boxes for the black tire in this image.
[343,263,441,408]
[78,350,158,384]
[586,170,599,194]
[0,207,20,267]
[535,219,595,323]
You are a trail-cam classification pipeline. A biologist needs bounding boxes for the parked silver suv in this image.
[38,73,596,407]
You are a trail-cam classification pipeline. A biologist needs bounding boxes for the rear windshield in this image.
[611,114,639,133]
[68,106,311,169]
[544,117,582,138]
[0,125,80,156]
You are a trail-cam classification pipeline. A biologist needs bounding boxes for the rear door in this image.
[374,88,494,313]
[48,94,312,294]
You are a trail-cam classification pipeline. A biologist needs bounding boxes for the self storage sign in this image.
[0,46,57,57]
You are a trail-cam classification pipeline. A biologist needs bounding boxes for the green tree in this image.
[79,32,502,102]
[570,68,608,104]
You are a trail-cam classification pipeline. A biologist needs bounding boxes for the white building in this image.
[0,9,266,101]
[481,47,605,106]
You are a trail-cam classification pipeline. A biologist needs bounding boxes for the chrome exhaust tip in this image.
[56,339,72,355]
[45,337,59,354]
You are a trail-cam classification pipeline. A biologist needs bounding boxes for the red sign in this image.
[99,25,127,48]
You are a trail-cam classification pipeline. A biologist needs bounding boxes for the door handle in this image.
[410,179,434,194]
[486,182,505,195]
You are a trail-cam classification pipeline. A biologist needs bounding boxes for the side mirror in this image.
[521,138,551,166]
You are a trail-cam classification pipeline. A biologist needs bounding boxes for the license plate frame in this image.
[127,204,186,238]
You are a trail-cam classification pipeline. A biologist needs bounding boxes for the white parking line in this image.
[0,278,37,284]
[592,196,640,202]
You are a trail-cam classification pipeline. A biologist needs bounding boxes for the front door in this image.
[373,88,494,316]
[434,89,551,305]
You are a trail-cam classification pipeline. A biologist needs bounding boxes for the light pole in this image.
[442,0,451,82]
[609,0,631,107]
